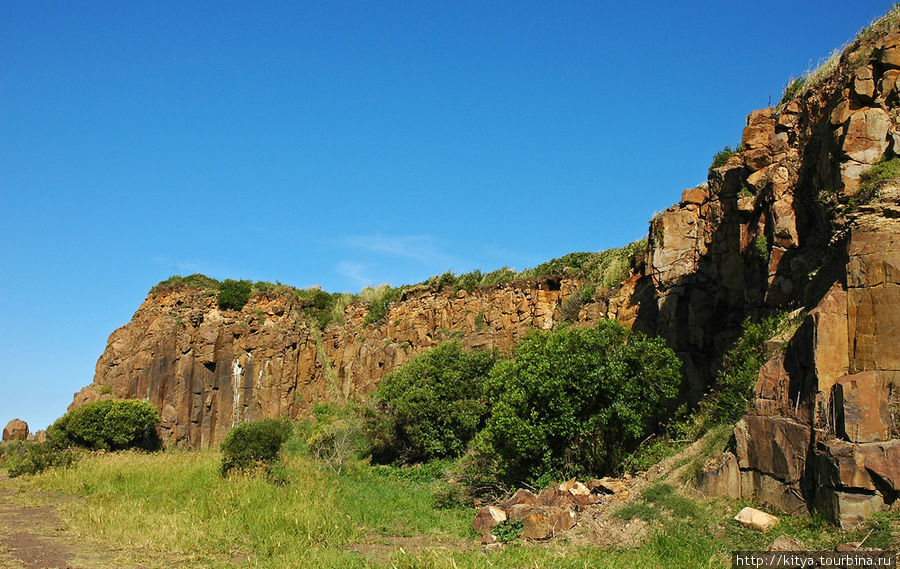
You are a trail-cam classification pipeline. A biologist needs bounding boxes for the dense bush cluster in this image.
[220,418,292,476]
[478,320,682,484]
[217,279,253,311]
[371,342,498,463]
[48,399,161,451]
[364,321,682,486]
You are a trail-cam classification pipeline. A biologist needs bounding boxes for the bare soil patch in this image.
[0,473,150,569]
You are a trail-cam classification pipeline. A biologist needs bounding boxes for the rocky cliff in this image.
[655,24,900,527]
[72,10,900,526]
[73,276,642,448]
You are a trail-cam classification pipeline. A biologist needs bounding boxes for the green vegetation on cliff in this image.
[148,237,648,329]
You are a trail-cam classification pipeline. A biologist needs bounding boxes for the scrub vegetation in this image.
[147,238,648,329]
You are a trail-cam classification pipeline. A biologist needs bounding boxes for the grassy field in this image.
[4,449,896,569]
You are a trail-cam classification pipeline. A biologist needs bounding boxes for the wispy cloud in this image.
[335,261,374,289]
[341,233,454,264]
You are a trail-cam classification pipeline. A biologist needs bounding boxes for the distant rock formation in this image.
[3,419,29,442]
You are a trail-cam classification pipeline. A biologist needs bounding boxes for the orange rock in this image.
[2,419,28,442]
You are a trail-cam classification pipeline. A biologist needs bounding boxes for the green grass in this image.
[9,448,895,569]
[778,4,900,107]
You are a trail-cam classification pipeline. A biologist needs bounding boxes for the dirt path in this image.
[0,474,148,569]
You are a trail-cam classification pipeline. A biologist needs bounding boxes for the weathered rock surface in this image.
[472,506,506,534]
[685,27,900,526]
[734,507,781,532]
[2,419,28,442]
[75,277,609,447]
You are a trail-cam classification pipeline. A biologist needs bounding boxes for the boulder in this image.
[880,33,900,68]
[499,489,538,511]
[558,478,590,496]
[2,418,29,442]
[588,477,628,494]
[520,506,576,540]
[852,66,876,102]
[733,507,780,531]
[816,489,884,530]
[681,187,709,205]
[696,452,741,499]
[735,416,810,483]
[537,488,576,508]
[472,505,506,534]
[572,493,602,510]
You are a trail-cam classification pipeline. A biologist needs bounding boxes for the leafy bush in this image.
[151,273,221,295]
[371,341,499,464]
[220,418,292,476]
[493,519,523,542]
[48,399,161,451]
[478,320,682,485]
[5,441,78,477]
[217,279,252,311]
[708,145,742,176]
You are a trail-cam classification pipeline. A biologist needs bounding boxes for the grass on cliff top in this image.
[8,449,895,569]
[778,3,900,106]
[151,238,648,328]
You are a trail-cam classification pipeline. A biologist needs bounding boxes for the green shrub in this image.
[454,270,482,293]
[479,320,682,485]
[362,285,403,326]
[493,519,523,542]
[217,279,252,311]
[150,273,220,295]
[708,145,742,176]
[855,156,900,206]
[700,313,790,428]
[371,341,499,464]
[755,234,769,260]
[480,267,516,287]
[6,441,79,477]
[48,399,161,451]
[780,76,806,105]
[220,418,292,476]
[301,403,371,474]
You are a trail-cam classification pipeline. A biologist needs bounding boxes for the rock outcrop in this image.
[679,28,900,527]
[74,277,622,448]
[2,419,29,442]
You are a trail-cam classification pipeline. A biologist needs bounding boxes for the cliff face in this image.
[74,277,640,448]
[648,28,899,527]
[73,13,900,526]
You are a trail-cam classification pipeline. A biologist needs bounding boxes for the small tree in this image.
[218,279,252,311]
[220,418,292,476]
[371,341,498,464]
[479,320,682,485]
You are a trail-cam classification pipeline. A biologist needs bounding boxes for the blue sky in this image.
[1,1,895,430]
